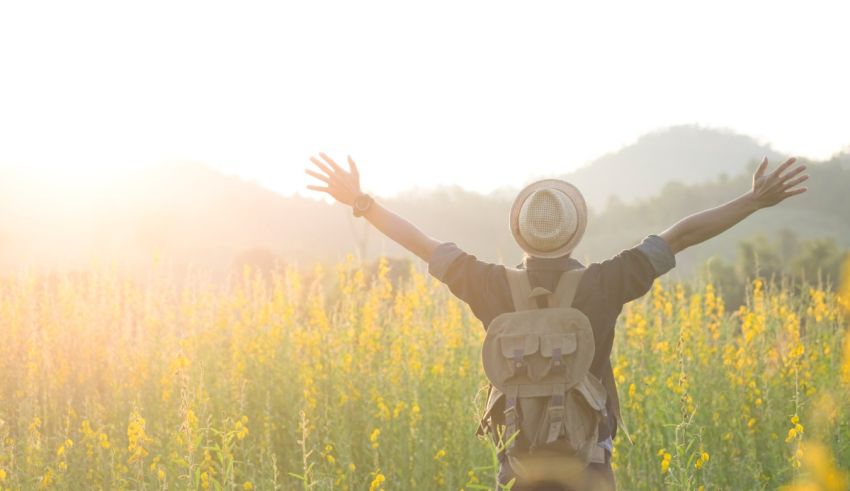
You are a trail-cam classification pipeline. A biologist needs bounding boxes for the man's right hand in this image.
[748,156,809,209]
[658,156,809,255]
[305,152,363,206]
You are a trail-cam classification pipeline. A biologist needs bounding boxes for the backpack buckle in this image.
[510,348,528,379]
[549,347,565,376]
[513,348,524,368]
[545,392,566,444]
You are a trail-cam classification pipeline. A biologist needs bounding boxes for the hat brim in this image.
[509,179,587,259]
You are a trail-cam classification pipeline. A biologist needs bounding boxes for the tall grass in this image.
[0,257,848,490]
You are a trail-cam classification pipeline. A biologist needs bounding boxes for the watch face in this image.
[355,195,371,210]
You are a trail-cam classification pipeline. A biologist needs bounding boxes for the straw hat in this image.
[509,179,587,258]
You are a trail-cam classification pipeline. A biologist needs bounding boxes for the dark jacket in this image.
[427,234,676,440]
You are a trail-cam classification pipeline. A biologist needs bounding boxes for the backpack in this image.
[478,267,608,469]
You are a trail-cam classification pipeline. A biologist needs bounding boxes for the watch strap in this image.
[353,193,373,217]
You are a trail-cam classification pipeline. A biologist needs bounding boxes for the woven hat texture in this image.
[510,179,586,258]
[518,188,577,252]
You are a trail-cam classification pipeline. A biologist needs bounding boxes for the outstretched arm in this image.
[659,157,808,254]
[305,153,441,262]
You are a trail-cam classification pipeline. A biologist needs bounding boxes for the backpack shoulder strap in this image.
[550,268,586,308]
[504,268,535,311]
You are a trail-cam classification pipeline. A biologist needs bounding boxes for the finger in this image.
[306,184,330,193]
[319,152,346,175]
[307,163,346,188]
[304,169,331,184]
[778,164,806,182]
[309,156,335,176]
[782,186,808,198]
[769,157,797,179]
[781,174,809,191]
[348,155,359,176]
[755,156,768,178]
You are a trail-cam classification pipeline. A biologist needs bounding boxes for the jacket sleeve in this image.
[595,235,676,307]
[427,242,509,324]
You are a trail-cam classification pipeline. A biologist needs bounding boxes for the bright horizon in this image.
[1,0,848,198]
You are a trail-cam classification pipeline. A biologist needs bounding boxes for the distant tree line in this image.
[700,230,849,309]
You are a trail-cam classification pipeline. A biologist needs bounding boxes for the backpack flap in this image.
[499,333,540,379]
[483,308,595,398]
[539,332,577,357]
[539,332,577,379]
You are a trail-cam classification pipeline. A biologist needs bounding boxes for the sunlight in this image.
[2,1,849,197]
[0,1,848,489]
[4,163,123,207]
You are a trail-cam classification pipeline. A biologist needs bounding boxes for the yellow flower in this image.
[785,415,805,443]
[786,428,797,443]
[392,401,406,419]
[842,330,850,386]
[40,468,53,489]
[782,442,849,491]
[243,481,254,490]
[658,449,672,474]
[127,410,151,464]
[433,449,446,460]
[695,451,710,470]
[839,256,850,313]
[235,418,249,440]
[369,471,386,491]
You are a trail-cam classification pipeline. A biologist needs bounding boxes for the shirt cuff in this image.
[427,242,465,282]
[636,235,676,276]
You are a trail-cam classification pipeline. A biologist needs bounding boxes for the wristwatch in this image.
[352,193,374,217]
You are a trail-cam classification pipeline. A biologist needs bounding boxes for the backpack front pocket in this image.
[559,387,601,460]
[499,333,540,379]
[537,332,577,380]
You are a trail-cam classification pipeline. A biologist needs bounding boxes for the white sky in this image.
[0,0,848,197]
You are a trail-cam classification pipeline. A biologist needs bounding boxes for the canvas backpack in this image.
[479,267,609,469]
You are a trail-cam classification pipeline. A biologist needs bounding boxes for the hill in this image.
[0,127,847,277]
[561,125,786,210]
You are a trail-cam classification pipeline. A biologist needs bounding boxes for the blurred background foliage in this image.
[1,125,848,297]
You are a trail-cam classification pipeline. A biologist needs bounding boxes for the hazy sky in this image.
[1,0,847,197]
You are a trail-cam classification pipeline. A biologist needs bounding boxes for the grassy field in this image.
[1,257,849,490]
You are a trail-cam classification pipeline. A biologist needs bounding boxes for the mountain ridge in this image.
[0,126,844,275]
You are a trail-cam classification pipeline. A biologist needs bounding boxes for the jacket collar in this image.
[519,254,585,271]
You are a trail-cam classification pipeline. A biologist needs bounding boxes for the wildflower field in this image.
[1,257,849,490]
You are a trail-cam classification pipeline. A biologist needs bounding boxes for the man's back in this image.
[426,234,676,442]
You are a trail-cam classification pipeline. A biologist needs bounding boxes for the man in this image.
[305,153,808,490]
